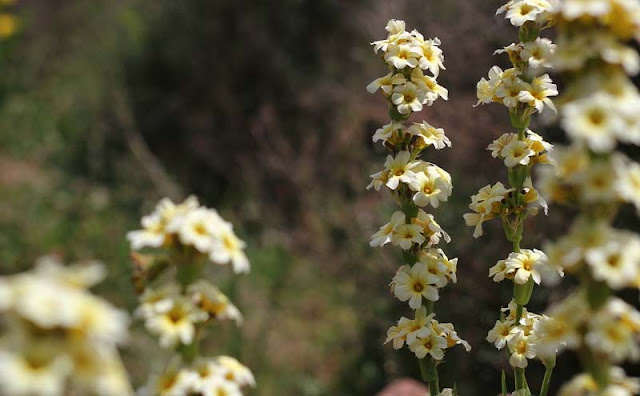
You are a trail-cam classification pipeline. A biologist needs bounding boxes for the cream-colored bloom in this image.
[517,74,558,113]
[384,44,422,70]
[488,133,516,158]
[561,0,611,19]
[409,331,447,360]
[489,259,509,282]
[189,281,243,325]
[209,221,250,274]
[496,75,530,109]
[585,234,640,289]
[410,68,449,103]
[586,299,640,362]
[501,139,535,168]
[0,348,71,396]
[391,223,425,250]
[504,248,547,285]
[408,121,451,149]
[408,165,452,208]
[386,307,434,350]
[139,366,200,396]
[418,248,455,287]
[413,210,451,247]
[174,207,223,253]
[370,211,406,247]
[521,37,556,69]
[476,66,503,106]
[367,72,406,96]
[562,93,622,153]
[372,122,402,143]
[383,151,418,190]
[504,0,548,26]
[205,356,255,388]
[487,319,516,349]
[532,314,579,359]
[199,377,242,396]
[145,297,208,348]
[508,332,536,368]
[617,160,640,213]
[127,196,199,250]
[391,262,440,308]
[392,82,424,115]
[414,36,445,77]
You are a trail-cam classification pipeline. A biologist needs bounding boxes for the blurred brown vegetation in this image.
[1,0,638,395]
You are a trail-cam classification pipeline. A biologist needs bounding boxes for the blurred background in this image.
[1,0,638,395]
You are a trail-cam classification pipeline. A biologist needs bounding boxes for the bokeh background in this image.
[1,0,638,395]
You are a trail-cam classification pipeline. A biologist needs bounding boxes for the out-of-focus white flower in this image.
[144,296,208,348]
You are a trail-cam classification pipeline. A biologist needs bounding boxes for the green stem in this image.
[501,370,508,396]
[514,367,526,391]
[419,358,440,395]
[539,365,554,396]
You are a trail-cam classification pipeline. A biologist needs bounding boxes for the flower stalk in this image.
[366,19,469,395]
[128,196,255,395]
[470,1,562,394]
[531,2,640,394]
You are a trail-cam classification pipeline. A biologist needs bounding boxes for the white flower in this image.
[372,122,402,143]
[517,74,558,113]
[487,319,516,349]
[500,139,535,168]
[391,263,440,308]
[409,331,447,360]
[562,94,622,153]
[616,160,640,213]
[391,223,425,250]
[188,281,243,325]
[209,221,250,274]
[383,151,418,190]
[366,72,406,95]
[174,207,223,253]
[585,234,640,290]
[384,44,422,69]
[488,259,509,282]
[496,76,531,108]
[0,349,71,396]
[533,314,579,359]
[561,0,611,19]
[507,332,536,368]
[521,37,556,69]
[139,366,200,396]
[370,211,406,247]
[392,82,424,115]
[476,66,503,106]
[144,297,208,348]
[505,0,546,26]
[504,249,547,285]
[408,165,452,208]
[408,121,451,149]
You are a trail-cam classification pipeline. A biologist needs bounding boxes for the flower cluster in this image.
[487,301,546,369]
[472,2,560,395]
[367,19,448,117]
[129,196,254,396]
[533,1,640,392]
[367,19,467,394]
[127,196,249,275]
[139,356,255,396]
[0,256,131,396]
